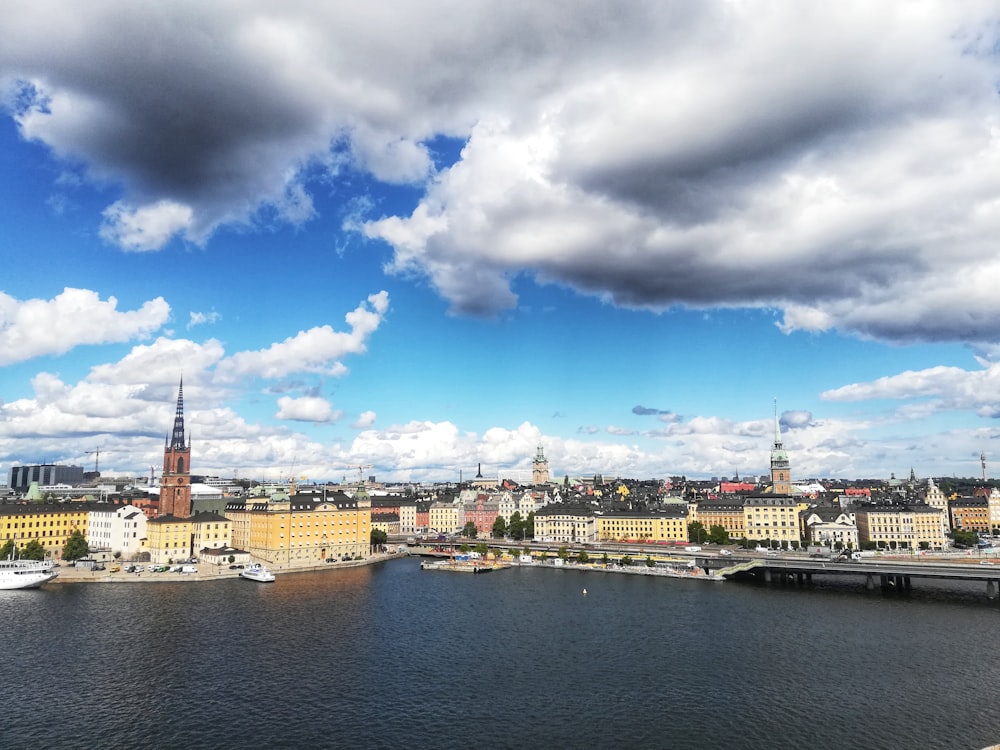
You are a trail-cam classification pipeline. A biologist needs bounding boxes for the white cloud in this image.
[187,311,221,329]
[0,288,170,365]
[822,361,1000,420]
[99,200,195,252]
[352,410,376,429]
[275,396,341,423]
[215,291,389,381]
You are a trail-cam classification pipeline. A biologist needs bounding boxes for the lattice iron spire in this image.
[170,377,186,449]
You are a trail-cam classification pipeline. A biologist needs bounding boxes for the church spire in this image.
[170,377,186,449]
[770,399,791,495]
[773,397,783,450]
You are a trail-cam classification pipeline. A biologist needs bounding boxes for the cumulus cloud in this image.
[99,200,195,252]
[215,291,389,381]
[781,410,815,431]
[0,288,169,365]
[3,3,1000,344]
[352,410,376,429]
[822,362,1000,419]
[275,396,341,423]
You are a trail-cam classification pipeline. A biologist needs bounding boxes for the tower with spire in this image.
[770,400,792,495]
[532,444,550,485]
[159,378,192,518]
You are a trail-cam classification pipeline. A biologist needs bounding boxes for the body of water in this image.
[5,558,1000,749]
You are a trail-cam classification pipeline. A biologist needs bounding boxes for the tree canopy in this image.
[62,529,89,561]
[508,511,524,540]
[462,521,478,539]
[491,515,507,538]
[21,539,46,560]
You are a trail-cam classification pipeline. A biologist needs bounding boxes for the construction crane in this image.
[333,464,374,488]
[85,448,110,474]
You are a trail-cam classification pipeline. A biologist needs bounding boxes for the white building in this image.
[88,504,147,559]
[802,509,859,548]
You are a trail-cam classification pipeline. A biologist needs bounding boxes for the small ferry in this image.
[239,564,276,583]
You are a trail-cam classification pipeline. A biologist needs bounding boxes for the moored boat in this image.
[0,558,59,590]
[240,564,276,582]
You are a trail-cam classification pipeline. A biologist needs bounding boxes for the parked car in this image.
[229,564,244,569]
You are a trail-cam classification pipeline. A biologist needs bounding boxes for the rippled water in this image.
[5,559,1000,749]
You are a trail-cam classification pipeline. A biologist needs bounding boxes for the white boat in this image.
[240,564,275,583]
[0,558,58,590]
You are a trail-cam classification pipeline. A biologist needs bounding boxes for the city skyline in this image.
[3,3,1000,483]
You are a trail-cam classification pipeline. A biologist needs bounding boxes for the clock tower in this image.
[770,400,791,495]
[159,378,192,518]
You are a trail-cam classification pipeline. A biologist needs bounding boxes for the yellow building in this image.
[692,500,746,540]
[948,497,991,534]
[595,509,688,543]
[144,512,232,565]
[743,495,801,545]
[855,505,947,550]
[0,502,94,561]
[429,501,462,535]
[225,492,370,566]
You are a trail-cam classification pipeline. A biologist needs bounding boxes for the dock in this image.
[420,560,511,574]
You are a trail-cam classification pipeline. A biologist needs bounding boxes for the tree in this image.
[491,516,507,539]
[63,529,89,561]
[371,528,388,548]
[621,555,634,566]
[21,539,46,560]
[577,550,589,565]
[645,555,654,568]
[688,521,707,544]
[508,511,524,540]
[474,542,489,558]
[951,529,977,548]
[0,539,14,561]
[525,511,535,540]
[602,552,610,567]
[557,545,569,560]
[462,521,478,539]
[708,524,730,545]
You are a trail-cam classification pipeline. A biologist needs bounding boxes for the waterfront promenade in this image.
[47,550,408,584]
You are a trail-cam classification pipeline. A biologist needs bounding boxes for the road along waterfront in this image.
[8,555,1000,750]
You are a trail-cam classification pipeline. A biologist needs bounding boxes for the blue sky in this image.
[2,2,1000,484]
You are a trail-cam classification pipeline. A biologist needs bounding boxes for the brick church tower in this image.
[159,378,192,518]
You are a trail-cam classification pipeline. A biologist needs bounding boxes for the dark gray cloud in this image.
[4,3,1000,345]
[632,405,668,416]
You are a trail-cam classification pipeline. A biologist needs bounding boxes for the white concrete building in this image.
[88,504,147,559]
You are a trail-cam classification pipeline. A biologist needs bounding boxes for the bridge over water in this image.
[707,555,1000,598]
[403,539,1000,599]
